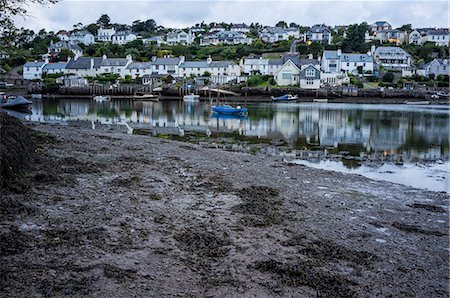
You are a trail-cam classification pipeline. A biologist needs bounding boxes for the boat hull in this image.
[0,96,32,110]
[271,94,298,101]
[211,105,248,115]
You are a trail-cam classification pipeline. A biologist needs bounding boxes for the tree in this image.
[382,72,394,83]
[58,49,75,61]
[97,14,111,27]
[275,21,288,28]
[341,22,369,53]
[85,23,99,36]
[397,24,412,32]
[289,22,298,28]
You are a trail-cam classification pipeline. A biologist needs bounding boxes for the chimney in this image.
[371,45,376,55]
[206,55,212,64]
[126,54,132,62]
[152,56,157,62]
[90,58,94,69]
[180,56,185,63]
[308,53,313,59]
[102,54,107,60]
[337,48,342,57]
[44,57,49,64]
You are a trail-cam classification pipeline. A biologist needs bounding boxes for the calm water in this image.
[7,98,450,192]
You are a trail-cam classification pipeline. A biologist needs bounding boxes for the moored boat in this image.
[93,95,111,101]
[271,94,298,101]
[0,95,32,110]
[183,93,200,102]
[211,104,248,116]
[404,100,430,105]
[133,94,159,101]
[313,98,328,103]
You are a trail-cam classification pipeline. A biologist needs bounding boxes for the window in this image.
[282,72,292,79]
[306,79,314,85]
[305,69,315,77]
[346,63,349,66]
[363,63,366,66]
[117,68,121,72]
[354,63,357,66]
[155,65,159,70]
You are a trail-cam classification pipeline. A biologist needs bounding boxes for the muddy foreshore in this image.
[1,120,449,297]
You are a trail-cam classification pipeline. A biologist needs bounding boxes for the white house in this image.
[126,62,153,79]
[111,31,137,45]
[420,29,450,46]
[408,28,435,45]
[373,30,408,45]
[99,55,133,78]
[97,27,116,42]
[306,24,332,44]
[230,23,251,33]
[241,57,270,75]
[65,56,104,77]
[210,24,226,32]
[259,27,300,43]
[179,57,241,83]
[373,46,413,70]
[151,56,185,76]
[23,61,47,80]
[268,59,283,76]
[69,30,95,45]
[48,41,83,58]
[370,21,392,34]
[275,55,320,88]
[57,30,70,41]
[142,36,166,46]
[42,62,67,75]
[322,49,374,75]
[166,30,193,45]
[201,31,252,45]
[419,58,449,77]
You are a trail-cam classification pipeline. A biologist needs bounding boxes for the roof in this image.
[231,23,249,28]
[244,58,269,65]
[48,41,82,51]
[324,50,373,62]
[308,24,330,33]
[282,54,319,68]
[152,57,180,65]
[113,31,134,37]
[70,30,93,37]
[268,59,283,65]
[374,46,411,57]
[43,62,67,70]
[24,61,45,67]
[427,29,449,35]
[423,58,449,68]
[126,62,152,69]
[372,21,390,26]
[66,57,103,69]
[210,61,236,67]
[180,61,209,68]
[100,58,128,66]
[262,27,287,34]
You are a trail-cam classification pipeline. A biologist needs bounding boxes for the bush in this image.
[437,81,449,87]
[382,72,394,83]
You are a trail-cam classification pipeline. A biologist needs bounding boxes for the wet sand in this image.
[1,122,449,297]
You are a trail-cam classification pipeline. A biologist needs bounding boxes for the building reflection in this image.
[29,100,449,160]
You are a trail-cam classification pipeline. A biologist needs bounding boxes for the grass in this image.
[363,82,379,89]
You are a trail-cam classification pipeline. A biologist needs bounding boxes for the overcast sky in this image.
[14,0,449,32]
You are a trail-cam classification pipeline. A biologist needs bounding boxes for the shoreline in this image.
[1,121,449,297]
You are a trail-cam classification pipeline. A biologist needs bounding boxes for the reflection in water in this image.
[27,99,449,163]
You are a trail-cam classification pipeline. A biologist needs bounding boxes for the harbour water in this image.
[6,98,449,192]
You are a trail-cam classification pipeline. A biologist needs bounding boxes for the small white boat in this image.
[313,98,328,103]
[93,95,111,101]
[133,94,158,101]
[183,93,200,102]
[404,100,430,105]
[31,94,42,99]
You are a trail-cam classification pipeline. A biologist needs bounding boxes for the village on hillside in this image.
[0,16,448,93]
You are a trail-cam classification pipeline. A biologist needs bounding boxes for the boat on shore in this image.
[271,94,298,101]
[183,94,200,102]
[313,98,328,103]
[211,104,248,116]
[133,94,159,101]
[93,95,111,102]
[0,95,32,110]
[431,92,449,99]
[404,100,430,105]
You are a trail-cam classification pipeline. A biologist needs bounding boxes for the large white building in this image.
[99,55,133,78]
[322,49,374,75]
[179,57,241,83]
[166,30,193,45]
[97,28,116,42]
[23,61,47,80]
[275,55,321,88]
[373,46,413,70]
[111,31,137,45]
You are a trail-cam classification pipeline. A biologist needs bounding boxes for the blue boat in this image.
[271,94,298,101]
[211,104,248,116]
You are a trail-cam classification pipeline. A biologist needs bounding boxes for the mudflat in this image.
[1,121,449,297]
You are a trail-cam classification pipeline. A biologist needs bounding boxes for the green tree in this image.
[382,72,394,83]
[97,14,111,27]
[58,48,75,61]
[275,21,288,28]
[341,22,369,53]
